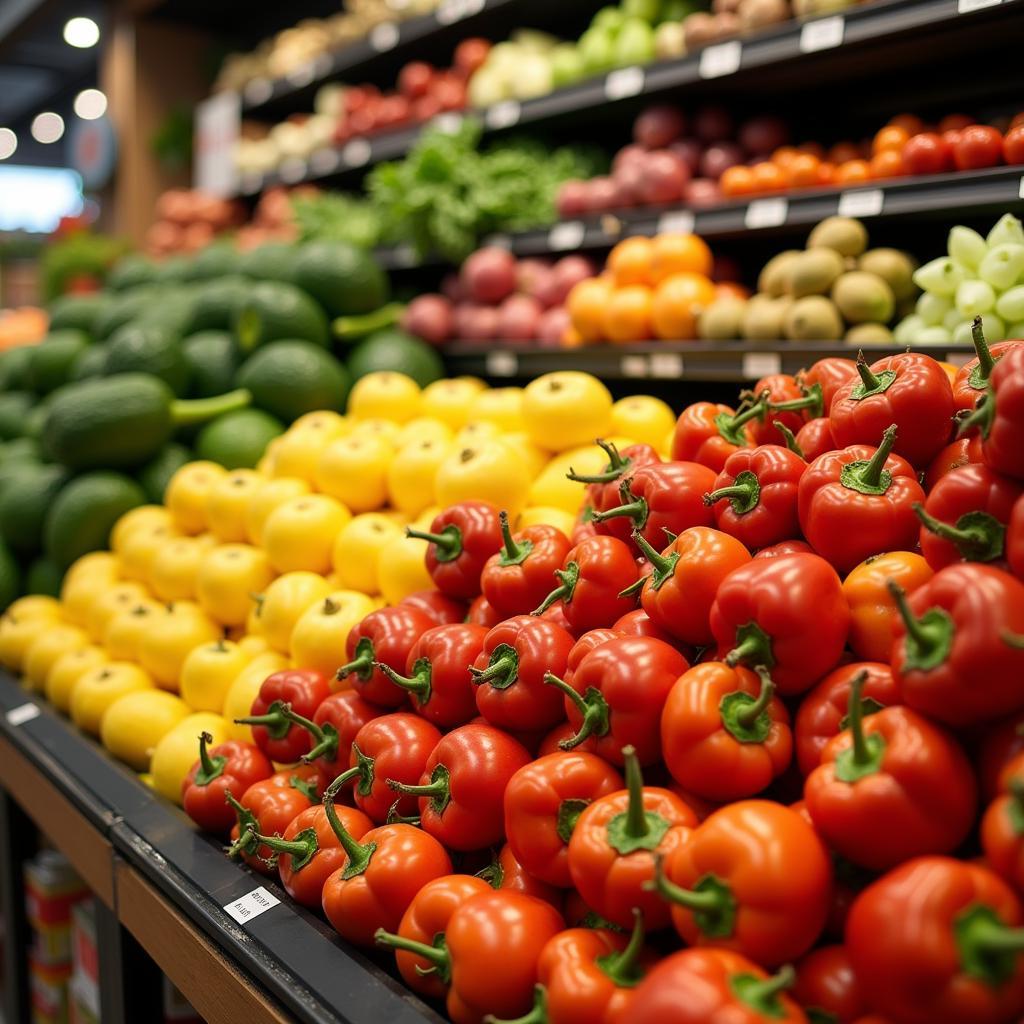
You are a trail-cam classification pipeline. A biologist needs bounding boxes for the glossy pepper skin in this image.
[296,690,381,788]
[400,589,468,626]
[568,746,698,930]
[796,418,836,463]
[797,425,925,574]
[406,501,503,600]
[792,945,866,1024]
[754,539,813,560]
[747,373,823,447]
[841,552,933,662]
[915,463,1023,569]
[328,712,441,823]
[889,563,1024,726]
[374,874,492,999]
[234,668,332,763]
[389,723,532,852]
[704,445,806,551]
[547,635,689,767]
[533,535,639,635]
[471,615,573,733]
[337,605,435,707]
[590,462,717,552]
[925,434,985,491]
[466,594,501,628]
[635,527,751,648]
[1011,493,1024,578]
[960,344,1024,480]
[846,857,1024,1024]
[799,357,858,412]
[804,675,976,870]
[829,352,955,468]
[652,800,832,966]
[982,775,1024,893]
[503,751,624,887]
[660,663,792,802]
[182,732,273,835]
[478,842,564,908]
[709,553,850,696]
[481,514,573,619]
[622,948,808,1024]
[794,662,898,776]
[375,623,488,729]
[671,401,761,473]
[952,318,1020,412]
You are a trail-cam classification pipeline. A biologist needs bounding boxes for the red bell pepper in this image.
[337,605,435,707]
[546,635,689,767]
[476,843,563,909]
[799,356,858,411]
[709,552,850,695]
[959,343,1024,480]
[324,712,441,824]
[374,623,488,729]
[846,857,1024,1024]
[567,746,698,930]
[623,949,806,1024]
[247,800,373,907]
[753,539,813,559]
[466,594,502,627]
[979,715,1024,801]
[533,535,639,634]
[182,732,273,835]
[660,663,792,802]
[650,800,832,965]
[794,662,899,776]
[634,527,751,647]
[792,945,866,1024]
[388,722,531,851]
[320,775,453,947]
[952,317,1021,412]
[1011,492,1024,579]
[804,672,976,870]
[482,514,573,619]
[406,500,503,599]
[925,434,985,491]
[612,608,679,647]
[233,668,332,763]
[982,770,1024,893]
[471,615,573,732]
[830,351,955,467]
[704,445,806,551]
[400,589,468,625]
[591,462,717,551]
[671,400,765,473]
[503,750,624,887]
[563,629,620,684]
[915,462,1023,569]
[798,424,925,574]
[795,417,837,463]
[747,372,823,446]
[889,563,1024,725]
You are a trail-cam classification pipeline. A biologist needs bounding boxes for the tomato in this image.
[902,132,952,175]
[954,125,1004,170]
[1004,125,1024,165]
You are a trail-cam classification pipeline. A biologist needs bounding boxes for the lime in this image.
[107,255,157,291]
[236,340,350,422]
[0,346,33,391]
[195,409,284,469]
[71,344,108,380]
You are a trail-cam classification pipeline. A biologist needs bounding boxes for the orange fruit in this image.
[716,281,750,301]
[651,273,715,341]
[873,125,910,155]
[562,325,584,348]
[797,141,826,160]
[771,146,800,169]
[567,277,614,343]
[604,286,654,344]
[869,149,907,179]
[719,165,756,198]
[828,141,862,164]
[817,161,836,186]
[650,233,714,283]
[607,236,655,287]
[888,113,925,136]
[751,161,789,193]
[788,153,821,188]
[835,159,871,184]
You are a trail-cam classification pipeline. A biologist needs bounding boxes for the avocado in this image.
[236,340,351,422]
[234,281,329,353]
[105,323,191,396]
[293,241,390,318]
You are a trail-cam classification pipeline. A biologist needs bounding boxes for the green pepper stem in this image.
[194,731,226,786]
[278,706,334,764]
[234,699,294,740]
[630,530,674,576]
[768,392,820,416]
[729,398,769,432]
[469,654,516,686]
[375,659,430,697]
[596,909,646,988]
[646,855,722,911]
[859,425,898,489]
[224,791,260,859]
[333,302,404,339]
[591,496,647,526]
[374,928,449,968]
[567,439,629,484]
[972,316,995,378]
[704,481,754,507]
[736,667,774,729]
[845,670,871,766]
[388,777,446,799]
[888,581,933,651]
[405,524,462,559]
[532,562,579,616]
[963,915,1024,953]
[739,965,796,1005]
[170,388,251,427]
[483,986,547,1024]
[544,673,610,751]
[336,639,374,681]
[498,511,523,560]
[323,775,375,877]
[856,354,883,392]
[773,422,805,459]
[249,828,317,863]
[622,746,648,840]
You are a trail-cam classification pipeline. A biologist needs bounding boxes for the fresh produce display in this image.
[145,189,248,258]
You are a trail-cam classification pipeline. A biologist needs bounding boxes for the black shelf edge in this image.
[0,671,442,1024]
[442,339,977,381]
[232,0,1021,196]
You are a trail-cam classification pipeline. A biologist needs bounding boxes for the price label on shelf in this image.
[548,221,585,251]
[698,41,742,79]
[799,16,844,53]
[435,113,464,135]
[742,353,782,378]
[1018,174,1024,199]
[370,22,400,52]
[649,353,684,378]
[6,703,40,727]
[620,355,649,378]
[744,197,788,229]
[657,210,695,235]
[194,91,241,198]
[243,78,273,106]
[437,0,482,23]
[278,157,307,184]
[223,887,281,926]
[309,148,341,176]
[485,101,522,130]
[957,0,1001,13]
[486,352,519,377]
[390,243,417,268]
[483,234,512,249]
[605,67,645,101]
[287,63,317,88]
[341,139,372,167]
[837,188,884,218]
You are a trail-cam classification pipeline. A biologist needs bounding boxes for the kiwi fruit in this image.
[757,251,800,298]
[858,248,918,302]
[742,295,790,341]
[787,248,846,298]
[845,323,895,346]
[784,296,844,341]
[807,216,869,258]
[832,271,896,325]
[699,298,747,341]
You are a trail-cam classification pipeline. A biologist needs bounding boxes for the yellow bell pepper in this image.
[517,506,576,538]
[332,514,404,595]
[269,413,349,483]
[180,639,252,712]
[195,543,275,628]
[262,494,351,575]
[45,645,108,712]
[349,417,402,448]
[420,378,487,430]
[83,581,151,643]
[455,420,504,447]
[165,461,227,535]
[255,572,333,654]
[611,395,676,449]
[103,599,162,661]
[522,372,613,452]
[62,552,119,589]
[138,601,222,691]
[435,440,531,519]
[100,690,191,772]
[498,433,549,478]
[222,653,288,742]
[150,712,231,805]
[205,469,263,543]
[386,438,450,516]
[315,435,393,513]
[395,416,454,448]
[23,625,90,691]
[289,591,378,679]
[110,505,173,555]
[71,662,156,736]
[118,520,179,585]
[237,634,270,658]
[244,476,311,546]
[470,387,525,431]
[527,439,638,516]
[348,371,421,423]
[149,534,218,603]
[377,535,434,605]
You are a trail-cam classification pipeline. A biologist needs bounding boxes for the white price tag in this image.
[278,157,307,184]
[434,113,464,135]
[605,67,645,101]
[837,188,884,218]
[486,352,519,377]
[649,353,684,378]
[485,101,522,131]
[309,148,341,176]
[548,221,585,251]
[744,197,789,229]
[621,355,649,378]
[342,139,372,167]
[599,215,623,238]
[958,0,1001,12]
[742,353,782,378]
[194,91,241,198]
[223,887,281,926]
[6,703,39,727]
[698,41,742,79]
[287,63,317,88]
[243,78,273,106]
[437,0,469,23]
[370,22,400,52]
[799,16,844,53]
[483,234,512,249]
[1018,175,1024,200]
[657,210,695,235]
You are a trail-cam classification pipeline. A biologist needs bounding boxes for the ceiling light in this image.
[0,130,16,160]
[63,17,100,48]
[73,89,107,120]
[31,113,65,144]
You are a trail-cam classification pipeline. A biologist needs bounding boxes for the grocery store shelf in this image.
[0,672,442,1024]
[234,0,1021,196]
[443,339,976,382]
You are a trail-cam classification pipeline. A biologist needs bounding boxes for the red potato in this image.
[498,294,543,341]
[145,220,183,254]
[669,138,704,175]
[635,150,690,205]
[634,105,687,149]
[684,177,722,206]
[377,95,413,129]
[613,159,645,205]
[156,190,195,226]
[434,74,467,111]
[441,273,465,303]
[516,258,553,295]
[694,104,734,143]
[556,180,589,218]
[739,115,790,156]
[536,306,571,347]
[700,141,745,180]
[402,294,455,346]
[345,85,381,113]
[455,304,501,341]
[398,62,434,99]
[461,247,517,303]
[552,256,598,304]
[585,176,631,212]
[413,94,444,123]
[348,107,379,136]
[454,38,491,77]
